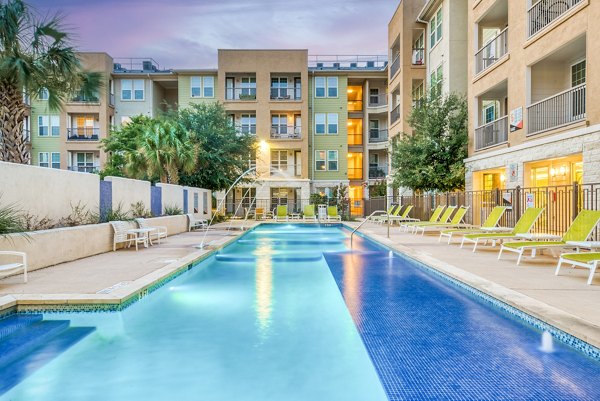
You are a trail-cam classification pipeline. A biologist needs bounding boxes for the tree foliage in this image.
[0,0,102,163]
[391,91,468,192]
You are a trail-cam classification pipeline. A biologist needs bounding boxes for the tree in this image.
[125,118,198,184]
[391,91,468,192]
[0,0,101,164]
[177,103,256,191]
[100,115,152,178]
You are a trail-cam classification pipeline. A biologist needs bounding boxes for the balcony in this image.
[22,129,31,144]
[70,91,100,103]
[369,164,388,179]
[68,165,99,173]
[348,100,363,112]
[348,167,363,180]
[412,48,425,66]
[368,94,388,108]
[475,116,508,151]
[475,28,508,75]
[369,129,389,144]
[109,93,115,106]
[527,84,586,136]
[390,104,400,124]
[390,56,400,78]
[528,0,583,38]
[270,126,301,140]
[225,87,256,101]
[67,128,100,141]
[236,125,256,135]
[270,87,301,101]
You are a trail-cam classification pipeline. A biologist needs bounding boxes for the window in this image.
[483,102,497,124]
[121,79,144,101]
[271,150,288,171]
[315,113,326,134]
[51,152,60,169]
[241,114,256,135]
[191,76,215,98]
[430,6,443,48]
[39,88,49,100]
[271,77,289,98]
[271,114,288,135]
[241,77,256,98]
[412,81,424,107]
[369,88,379,105]
[315,150,326,171]
[327,77,338,97]
[191,77,202,97]
[38,115,59,136]
[571,60,586,87]
[203,76,214,97]
[327,113,338,134]
[315,77,326,98]
[327,150,338,171]
[77,152,94,167]
[430,64,443,93]
[38,152,49,167]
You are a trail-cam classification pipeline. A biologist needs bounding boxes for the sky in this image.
[28,0,397,69]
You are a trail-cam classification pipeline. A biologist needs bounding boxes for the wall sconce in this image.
[500,174,506,182]
[550,165,568,178]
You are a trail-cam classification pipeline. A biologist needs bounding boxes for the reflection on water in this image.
[254,241,274,336]
[342,254,363,325]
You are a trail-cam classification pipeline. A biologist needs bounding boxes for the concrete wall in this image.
[157,183,184,213]
[105,176,151,212]
[0,215,188,272]
[185,187,212,218]
[0,161,99,221]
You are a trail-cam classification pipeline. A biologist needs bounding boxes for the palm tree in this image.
[126,119,199,184]
[0,0,102,164]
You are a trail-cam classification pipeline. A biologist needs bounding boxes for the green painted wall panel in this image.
[177,75,218,109]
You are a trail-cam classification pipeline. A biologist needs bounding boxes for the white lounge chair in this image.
[187,213,208,231]
[110,221,146,251]
[135,218,167,244]
[0,251,27,283]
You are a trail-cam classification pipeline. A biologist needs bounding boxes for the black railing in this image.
[475,28,508,75]
[528,0,583,38]
[368,94,388,107]
[70,92,100,103]
[391,104,400,124]
[109,93,115,106]
[348,100,363,112]
[390,56,400,78]
[22,129,31,144]
[68,165,99,173]
[270,126,302,139]
[270,87,301,100]
[527,84,586,135]
[225,87,257,101]
[475,116,508,151]
[369,165,388,179]
[369,128,388,143]
[235,125,256,135]
[67,128,100,141]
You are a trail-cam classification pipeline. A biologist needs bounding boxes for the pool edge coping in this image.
[348,224,600,355]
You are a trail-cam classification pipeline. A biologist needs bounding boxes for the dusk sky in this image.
[28,0,397,69]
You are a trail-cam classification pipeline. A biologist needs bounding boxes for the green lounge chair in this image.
[327,206,342,222]
[387,205,414,224]
[372,204,400,223]
[408,206,457,234]
[556,252,600,285]
[439,206,509,244]
[400,205,448,232]
[499,210,600,265]
[461,207,544,252]
[303,205,317,222]
[414,206,470,236]
[274,205,288,222]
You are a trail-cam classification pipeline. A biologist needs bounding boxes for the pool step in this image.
[0,314,44,342]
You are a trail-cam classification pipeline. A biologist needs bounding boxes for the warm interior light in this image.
[259,140,269,152]
[347,122,353,126]
[559,166,567,176]
[550,168,556,177]
[348,89,354,93]
[500,174,506,182]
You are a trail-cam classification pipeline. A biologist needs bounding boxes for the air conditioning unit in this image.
[316,62,324,68]
[350,62,357,68]
[333,62,340,68]
[113,63,122,70]
[367,61,375,68]
[142,61,153,71]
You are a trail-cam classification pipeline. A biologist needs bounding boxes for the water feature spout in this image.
[540,331,554,353]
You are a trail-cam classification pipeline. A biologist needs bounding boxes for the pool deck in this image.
[1,219,599,349]
[347,221,600,350]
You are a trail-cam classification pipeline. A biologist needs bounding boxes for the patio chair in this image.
[387,205,414,224]
[0,251,27,283]
[255,207,266,220]
[439,206,509,244]
[135,218,168,244]
[555,252,600,285]
[187,213,208,231]
[414,206,470,236]
[327,206,342,222]
[274,205,288,222]
[372,205,401,224]
[461,207,544,253]
[499,210,600,265]
[110,221,145,251]
[407,206,457,234]
[399,205,446,232]
[303,205,317,222]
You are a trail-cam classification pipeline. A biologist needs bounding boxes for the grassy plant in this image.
[131,201,153,218]
[58,202,99,227]
[0,202,26,236]
[163,204,183,216]
[22,213,56,231]
[91,203,132,223]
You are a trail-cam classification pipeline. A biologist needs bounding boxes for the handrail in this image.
[350,210,389,247]
[527,82,585,109]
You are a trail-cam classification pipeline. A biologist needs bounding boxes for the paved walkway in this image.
[347,221,600,348]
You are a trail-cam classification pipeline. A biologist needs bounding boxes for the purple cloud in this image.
[27,0,396,68]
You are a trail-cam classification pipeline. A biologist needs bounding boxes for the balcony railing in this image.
[22,129,31,144]
[390,56,400,78]
[474,115,508,151]
[68,165,99,173]
[348,100,363,112]
[369,129,389,144]
[368,94,388,107]
[70,92,100,103]
[67,128,100,141]
[412,48,425,65]
[225,87,257,101]
[109,93,115,106]
[348,168,363,180]
[369,164,388,179]
[528,0,582,38]
[270,87,301,100]
[475,28,508,75]
[391,104,400,124]
[270,126,301,139]
[527,83,586,135]
[235,125,256,135]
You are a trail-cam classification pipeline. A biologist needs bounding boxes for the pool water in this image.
[1,224,600,400]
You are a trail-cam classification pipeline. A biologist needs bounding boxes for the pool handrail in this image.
[350,210,389,246]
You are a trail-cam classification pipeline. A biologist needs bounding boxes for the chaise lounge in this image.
[439,206,508,244]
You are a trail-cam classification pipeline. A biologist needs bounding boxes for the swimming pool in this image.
[0,224,599,400]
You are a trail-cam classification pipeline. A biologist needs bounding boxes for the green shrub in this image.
[131,201,153,218]
[163,205,183,216]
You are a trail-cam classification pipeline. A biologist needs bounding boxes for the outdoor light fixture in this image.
[500,174,506,182]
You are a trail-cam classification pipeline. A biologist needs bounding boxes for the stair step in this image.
[0,320,71,369]
[0,326,95,395]
[0,314,43,342]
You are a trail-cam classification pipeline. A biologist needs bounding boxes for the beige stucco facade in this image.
[466,0,598,190]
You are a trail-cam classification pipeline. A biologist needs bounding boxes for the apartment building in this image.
[466,0,599,191]
[30,53,114,173]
